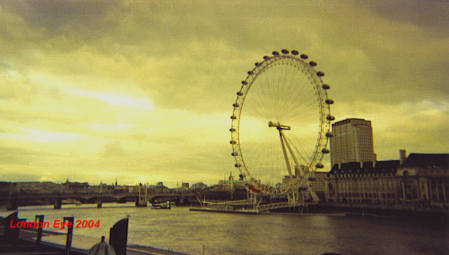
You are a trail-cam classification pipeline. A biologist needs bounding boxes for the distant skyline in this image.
[1,0,448,186]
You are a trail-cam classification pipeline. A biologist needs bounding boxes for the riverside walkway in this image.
[0,211,190,255]
[1,229,190,255]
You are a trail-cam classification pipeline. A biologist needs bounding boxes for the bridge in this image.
[1,192,137,203]
[1,191,200,210]
[0,192,138,210]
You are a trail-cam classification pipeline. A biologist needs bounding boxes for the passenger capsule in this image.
[291,50,299,55]
[229,128,236,132]
[316,71,325,77]
[230,140,237,144]
[231,152,238,156]
[272,51,279,56]
[321,148,330,153]
[242,81,248,85]
[326,115,335,121]
[325,132,333,138]
[255,62,260,67]
[300,54,308,59]
[322,84,330,90]
[247,71,253,75]
[234,163,241,167]
[315,163,324,168]
[281,49,289,54]
[236,91,243,96]
[233,103,240,108]
[325,99,334,104]
[263,56,270,60]
[231,115,237,119]
[309,61,317,67]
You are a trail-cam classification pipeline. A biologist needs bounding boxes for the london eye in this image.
[230,49,334,203]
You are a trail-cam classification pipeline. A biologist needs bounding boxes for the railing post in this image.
[63,216,74,255]
[4,212,19,246]
[109,218,128,255]
[35,215,44,244]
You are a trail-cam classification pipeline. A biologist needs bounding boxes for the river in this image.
[2,203,447,255]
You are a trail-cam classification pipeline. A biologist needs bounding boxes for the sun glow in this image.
[1,128,80,143]
[69,89,155,111]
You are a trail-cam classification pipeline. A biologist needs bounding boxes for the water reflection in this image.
[2,204,446,255]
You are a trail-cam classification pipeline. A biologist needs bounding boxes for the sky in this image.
[0,0,448,187]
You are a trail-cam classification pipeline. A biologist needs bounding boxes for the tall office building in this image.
[330,118,377,167]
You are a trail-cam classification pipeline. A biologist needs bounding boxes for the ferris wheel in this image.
[230,49,334,197]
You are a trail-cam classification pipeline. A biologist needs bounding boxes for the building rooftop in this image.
[402,153,449,169]
[332,118,370,127]
[329,160,400,176]
[329,153,449,176]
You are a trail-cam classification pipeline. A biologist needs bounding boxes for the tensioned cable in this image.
[234,52,331,191]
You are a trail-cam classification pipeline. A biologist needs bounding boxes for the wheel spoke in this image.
[231,51,334,196]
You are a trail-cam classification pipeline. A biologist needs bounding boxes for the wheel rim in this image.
[230,50,334,192]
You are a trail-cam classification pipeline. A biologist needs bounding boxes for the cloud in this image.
[0,171,42,182]
[356,0,449,31]
[103,141,125,157]
[0,146,41,165]
[0,0,447,186]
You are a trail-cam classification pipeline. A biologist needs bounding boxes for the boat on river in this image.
[151,201,171,209]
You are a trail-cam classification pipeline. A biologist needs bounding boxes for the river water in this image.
[2,203,448,255]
